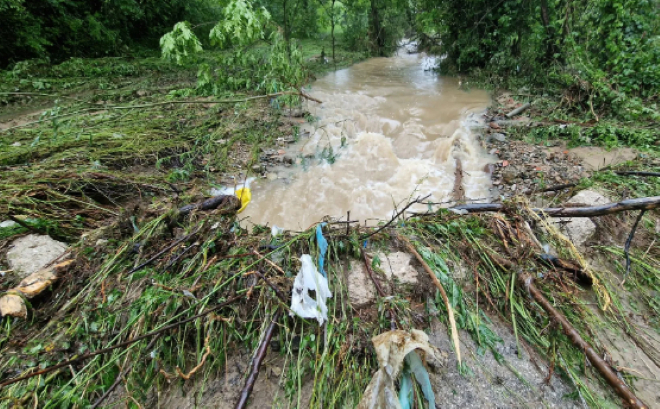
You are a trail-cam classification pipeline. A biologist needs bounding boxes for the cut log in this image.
[505,102,532,118]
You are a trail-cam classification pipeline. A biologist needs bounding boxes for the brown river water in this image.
[241,51,493,230]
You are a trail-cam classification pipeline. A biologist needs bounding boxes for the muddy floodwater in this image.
[241,51,493,230]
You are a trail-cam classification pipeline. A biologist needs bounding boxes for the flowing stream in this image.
[241,50,493,230]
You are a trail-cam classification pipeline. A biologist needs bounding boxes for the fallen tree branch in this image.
[0,295,242,389]
[622,210,646,284]
[537,254,593,286]
[451,196,660,217]
[615,171,660,177]
[505,102,532,118]
[401,235,461,365]
[235,311,281,409]
[518,271,648,409]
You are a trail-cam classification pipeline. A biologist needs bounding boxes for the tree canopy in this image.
[1,0,658,119]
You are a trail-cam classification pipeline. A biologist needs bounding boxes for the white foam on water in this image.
[240,51,494,230]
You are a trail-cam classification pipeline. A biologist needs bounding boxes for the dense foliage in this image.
[3,0,657,120]
[0,0,221,67]
[416,0,660,120]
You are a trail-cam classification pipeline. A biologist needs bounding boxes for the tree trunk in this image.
[331,0,336,66]
[540,0,557,62]
[370,0,385,55]
[283,0,291,59]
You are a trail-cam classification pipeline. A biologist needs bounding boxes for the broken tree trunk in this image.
[518,272,648,409]
[451,195,660,217]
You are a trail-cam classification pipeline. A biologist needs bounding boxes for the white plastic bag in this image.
[289,254,332,325]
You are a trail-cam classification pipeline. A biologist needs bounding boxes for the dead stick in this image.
[7,214,47,235]
[505,102,532,118]
[235,311,281,409]
[360,248,397,330]
[401,236,462,365]
[518,272,648,409]
[623,210,646,284]
[254,270,288,303]
[0,295,241,389]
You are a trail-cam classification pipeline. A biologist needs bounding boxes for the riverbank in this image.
[1,47,659,408]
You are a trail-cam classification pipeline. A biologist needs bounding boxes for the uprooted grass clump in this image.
[1,197,658,407]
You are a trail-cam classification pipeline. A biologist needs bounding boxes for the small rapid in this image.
[241,50,494,230]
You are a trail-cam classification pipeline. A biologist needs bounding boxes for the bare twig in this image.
[535,183,577,193]
[505,102,532,118]
[254,270,288,303]
[615,171,660,177]
[359,194,431,240]
[7,215,47,235]
[177,195,240,217]
[622,210,646,285]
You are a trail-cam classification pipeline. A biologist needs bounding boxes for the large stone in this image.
[555,190,609,247]
[347,261,377,305]
[347,252,419,306]
[376,251,419,284]
[6,234,68,278]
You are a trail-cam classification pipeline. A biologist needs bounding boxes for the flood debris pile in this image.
[0,182,659,408]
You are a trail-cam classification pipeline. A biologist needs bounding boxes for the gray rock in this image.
[555,190,609,247]
[0,220,18,228]
[282,154,296,164]
[491,133,506,142]
[348,261,377,305]
[376,251,419,284]
[6,234,68,278]
[502,168,518,183]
